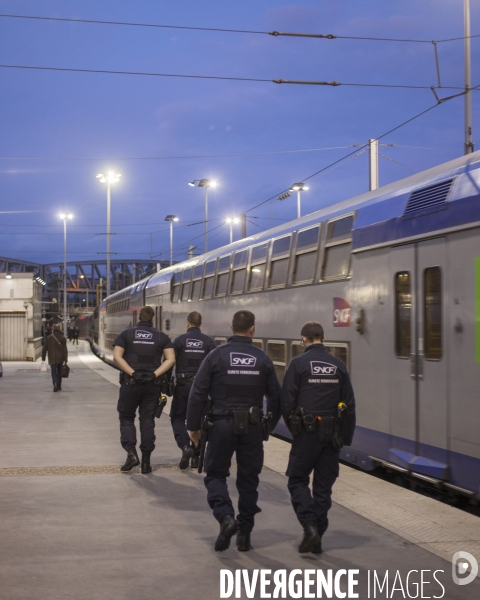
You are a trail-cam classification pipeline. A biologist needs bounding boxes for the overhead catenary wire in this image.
[244,83,480,216]
[0,13,478,44]
[0,63,476,93]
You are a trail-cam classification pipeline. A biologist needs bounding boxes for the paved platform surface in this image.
[0,342,479,599]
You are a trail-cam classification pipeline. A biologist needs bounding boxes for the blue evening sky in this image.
[0,0,478,264]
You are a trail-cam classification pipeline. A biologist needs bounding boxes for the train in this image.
[84,150,480,500]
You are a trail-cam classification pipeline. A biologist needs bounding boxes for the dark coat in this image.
[42,331,68,365]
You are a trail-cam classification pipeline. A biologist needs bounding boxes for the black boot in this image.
[190,455,200,470]
[236,531,252,552]
[179,445,194,470]
[298,522,320,553]
[53,384,58,392]
[121,447,140,472]
[215,515,238,552]
[312,539,323,554]
[141,452,152,474]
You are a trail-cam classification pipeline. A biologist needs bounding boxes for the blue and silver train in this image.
[86,151,480,500]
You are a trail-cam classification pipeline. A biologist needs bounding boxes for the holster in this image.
[303,413,318,433]
[233,409,249,435]
[155,396,167,419]
[262,412,272,442]
[288,410,302,436]
[249,406,262,425]
[317,416,335,443]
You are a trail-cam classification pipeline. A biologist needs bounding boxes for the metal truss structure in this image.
[0,257,170,306]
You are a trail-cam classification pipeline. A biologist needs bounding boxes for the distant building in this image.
[0,273,43,361]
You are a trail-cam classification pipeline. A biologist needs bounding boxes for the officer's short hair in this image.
[139,306,155,322]
[301,321,324,343]
[53,324,62,331]
[232,310,255,334]
[187,311,202,327]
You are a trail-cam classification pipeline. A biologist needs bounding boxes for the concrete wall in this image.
[0,273,43,361]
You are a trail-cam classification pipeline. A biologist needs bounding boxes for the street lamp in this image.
[96,171,121,296]
[59,212,73,336]
[225,217,240,244]
[6,271,12,279]
[289,183,309,219]
[188,178,217,253]
[165,215,179,266]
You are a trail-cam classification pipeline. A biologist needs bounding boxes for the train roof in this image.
[145,150,480,289]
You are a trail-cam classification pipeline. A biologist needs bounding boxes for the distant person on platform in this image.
[113,306,176,474]
[41,324,68,393]
[73,326,80,345]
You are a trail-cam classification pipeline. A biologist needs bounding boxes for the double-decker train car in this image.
[87,151,480,499]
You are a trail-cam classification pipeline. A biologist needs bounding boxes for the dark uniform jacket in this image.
[42,331,68,365]
[173,327,215,375]
[281,343,356,445]
[186,335,281,431]
[113,321,172,372]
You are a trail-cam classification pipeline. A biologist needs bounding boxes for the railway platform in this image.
[0,341,479,600]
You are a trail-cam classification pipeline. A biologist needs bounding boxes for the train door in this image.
[390,238,448,478]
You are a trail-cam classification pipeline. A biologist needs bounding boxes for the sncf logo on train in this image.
[333,297,351,327]
[310,361,337,376]
[230,353,257,367]
[135,330,153,340]
[187,339,204,348]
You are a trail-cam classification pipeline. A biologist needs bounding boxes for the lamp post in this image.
[59,212,73,336]
[165,215,179,266]
[96,171,121,296]
[289,183,309,219]
[188,178,217,253]
[225,217,239,244]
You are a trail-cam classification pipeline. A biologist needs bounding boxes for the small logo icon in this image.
[333,297,352,327]
[310,361,337,376]
[135,330,153,340]
[187,339,204,348]
[452,551,478,585]
[230,353,257,367]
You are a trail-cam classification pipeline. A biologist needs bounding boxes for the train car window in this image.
[202,260,217,299]
[231,250,248,294]
[395,272,411,358]
[248,264,266,291]
[191,265,204,301]
[267,340,287,382]
[322,216,353,280]
[248,243,268,292]
[181,268,192,302]
[218,255,231,272]
[231,268,246,294]
[324,343,350,371]
[234,250,248,268]
[424,267,442,360]
[205,260,217,276]
[171,272,181,303]
[269,235,292,288]
[291,341,303,359]
[216,255,231,297]
[252,339,264,350]
[252,243,268,262]
[293,226,320,284]
[214,337,227,346]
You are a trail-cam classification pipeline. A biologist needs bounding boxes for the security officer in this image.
[281,321,356,554]
[187,310,281,553]
[113,306,176,474]
[171,311,215,470]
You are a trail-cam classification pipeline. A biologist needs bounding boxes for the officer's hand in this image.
[132,371,155,384]
[188,430,201,448]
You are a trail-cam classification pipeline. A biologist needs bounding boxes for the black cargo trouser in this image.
[117,381,159,453]
[170,382,197,452]
[286,428,340,536]
[204,417,264,533]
